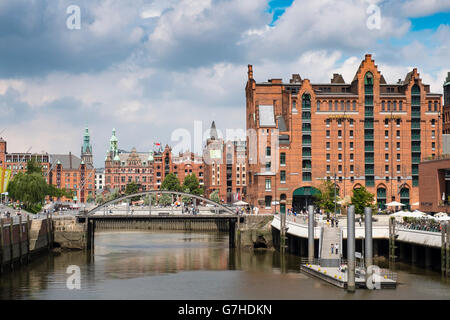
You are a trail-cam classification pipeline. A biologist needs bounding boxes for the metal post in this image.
[445,222,450,278]
[26,215,30,263]
[364,207,373,269]
[148,194,152,215]
[334,173,337,217]
[280,210,286,254]
[18,215,22,265]
[308,205,314,263]
[347,205,356,293]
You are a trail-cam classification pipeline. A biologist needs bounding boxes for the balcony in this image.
[302,126,311,133]
[412,167,419,175]
[365,145,374,152]
[302,151,312,158]
[365,168,374,175]
[411,121,421,129]
[302,112,311,120]
[364,121,374,129]
[365,111,374,117]
[365,134,374,140]
[411,145,421,152]
[302,136,312,145]
[365,157,374,163]
[411,110,421,117]
[411,134,421,140]
[412,157,421,164]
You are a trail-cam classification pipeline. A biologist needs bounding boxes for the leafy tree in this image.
[143,194,157,205]
[26,159,43,175]
[209,190,220,203]
[7,172,47,213]
[161,173,181,192]
[158,193,172,206]
[125,182,140,201]
[182,174,204,196]
[314,181,340,214]
[351,186,375,217]
[181,188,192,204]
[47,184,73,199]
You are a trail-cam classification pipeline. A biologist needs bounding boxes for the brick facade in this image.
[246,54,443,214]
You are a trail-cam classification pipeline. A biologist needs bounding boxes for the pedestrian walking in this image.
[331,243,334,254]
[336,219,339,227]
[335,243,339,255]
[331,217,335,227]
[359,217,362,227]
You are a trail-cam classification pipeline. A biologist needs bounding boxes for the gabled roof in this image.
[50,154,94,170]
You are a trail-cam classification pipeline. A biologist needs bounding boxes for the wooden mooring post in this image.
[389,217,397,268]
[0,219,4,273]
[442,222,449,278]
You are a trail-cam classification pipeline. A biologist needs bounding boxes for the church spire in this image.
[81,126,93,166]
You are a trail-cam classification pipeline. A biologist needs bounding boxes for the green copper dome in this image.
[110,128,118,142]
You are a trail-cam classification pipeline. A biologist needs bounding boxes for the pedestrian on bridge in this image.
[335,243,339,255]
[331,243,334,254]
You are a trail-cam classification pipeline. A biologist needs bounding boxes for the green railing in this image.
[365,145,374,152]
[365,134,374,140]
[411,145,421,152]
[365,168,374,175]
[411,121,421,129]
[364,121,374,129]
[411,134,421,140]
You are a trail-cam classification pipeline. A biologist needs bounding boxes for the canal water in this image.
[0,231,449,300]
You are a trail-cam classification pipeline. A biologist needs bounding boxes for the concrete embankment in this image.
[53,216,87,250]
[238,215,274,249]
[0,217,53,273]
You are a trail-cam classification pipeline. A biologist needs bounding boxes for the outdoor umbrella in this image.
[234,200,248,206]
[386,201,405,207]
[435,212,448,218]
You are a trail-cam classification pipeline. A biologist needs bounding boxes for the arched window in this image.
[302,93,311,109]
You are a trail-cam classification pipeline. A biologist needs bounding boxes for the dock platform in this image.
[300,261,397,289]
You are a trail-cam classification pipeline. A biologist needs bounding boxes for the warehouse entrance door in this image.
[292,187,320,213]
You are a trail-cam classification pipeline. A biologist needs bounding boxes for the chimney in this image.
[69,151,72,169]
[248,64,253,80]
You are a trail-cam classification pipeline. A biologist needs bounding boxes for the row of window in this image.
[297,100,440,112]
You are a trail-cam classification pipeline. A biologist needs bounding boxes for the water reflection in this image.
[0,231,449,300]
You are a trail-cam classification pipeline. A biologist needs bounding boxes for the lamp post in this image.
[334,173,337,217]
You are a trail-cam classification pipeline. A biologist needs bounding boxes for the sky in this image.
[0,0,449,168]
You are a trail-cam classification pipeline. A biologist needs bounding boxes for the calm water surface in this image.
[0,231,449,300]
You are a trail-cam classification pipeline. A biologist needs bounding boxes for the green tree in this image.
[350,186,375,217]
[315,181,340,214]
[143,194,157,205]
[125,182,140,201]
[161,173,181,192]
[209,190,220,203]
[26,159,43,175]
[158,193,172,206]
[7,172,47,213]
[182,174,204,196]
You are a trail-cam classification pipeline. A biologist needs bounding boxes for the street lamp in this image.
[334,172,337,218]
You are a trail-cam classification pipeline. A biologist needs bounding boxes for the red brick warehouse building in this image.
[246,54,443,214]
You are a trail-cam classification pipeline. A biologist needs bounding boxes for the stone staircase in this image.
[320,225,341,267]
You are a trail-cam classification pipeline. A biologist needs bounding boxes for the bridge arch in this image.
[87,190,236,215]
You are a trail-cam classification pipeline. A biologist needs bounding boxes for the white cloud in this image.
[398,0,450,17]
